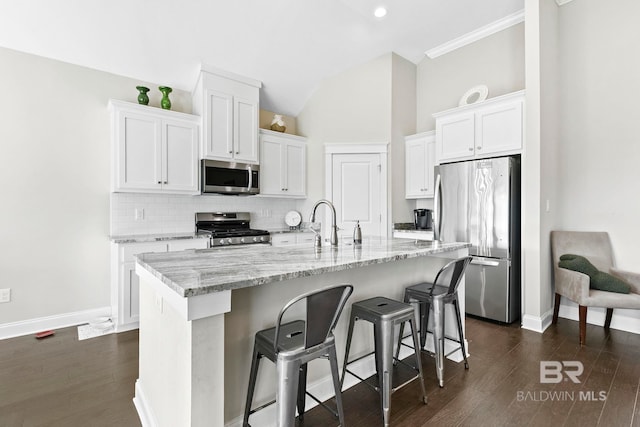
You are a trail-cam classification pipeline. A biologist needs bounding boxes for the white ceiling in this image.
[0,0,524,116]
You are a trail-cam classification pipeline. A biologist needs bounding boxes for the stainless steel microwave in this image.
[201,159,259,195]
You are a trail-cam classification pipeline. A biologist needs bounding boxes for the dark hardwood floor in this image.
[1,316,639,426]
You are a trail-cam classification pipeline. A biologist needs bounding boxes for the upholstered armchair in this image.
[550,231,640,345]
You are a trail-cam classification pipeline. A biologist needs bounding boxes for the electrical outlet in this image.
[0,288,11,303]
[135,208,145,220]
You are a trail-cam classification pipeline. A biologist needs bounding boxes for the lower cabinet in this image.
[111,238,208,332]
[271,232,315,247]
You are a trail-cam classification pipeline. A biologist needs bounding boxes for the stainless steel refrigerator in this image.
[434,156,520,323]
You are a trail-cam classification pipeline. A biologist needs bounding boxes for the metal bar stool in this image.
[243,284,353,427]
[341,296,427,427]
[395,256,472,387]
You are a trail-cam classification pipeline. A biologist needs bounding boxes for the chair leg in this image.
[341,312,357,389]
[276,357,300,427]
[408,318,428,404]
[243,345,261,427]
[297,363,308,421]
[421,303,430,350]
[579,305,587,346]
[552,293,561,324]
[394,294,411,362]
[605,308,613,329]
[453,299,469,370]
[328,345,346,426]
[432,299,445,387]
[375,320,394,427]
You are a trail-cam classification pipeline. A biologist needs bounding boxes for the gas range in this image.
[195,212,270,247]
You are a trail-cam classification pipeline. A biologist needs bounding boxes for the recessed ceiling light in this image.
[374,7,387,18]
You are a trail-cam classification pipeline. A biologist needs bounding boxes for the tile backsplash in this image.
[110,193,299,236]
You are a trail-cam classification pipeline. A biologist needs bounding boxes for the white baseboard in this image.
[521,309,554,333]
[225,335,468,427]
[0,306,112,340]
[134,379,157,427]
[558,301,640,335]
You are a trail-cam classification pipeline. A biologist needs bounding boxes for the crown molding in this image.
[555,0,575,5]
[425,9,525,59]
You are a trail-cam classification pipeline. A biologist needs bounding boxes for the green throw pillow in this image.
[558,254,630,294]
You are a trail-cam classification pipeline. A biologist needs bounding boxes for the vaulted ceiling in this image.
[0,0,524,116]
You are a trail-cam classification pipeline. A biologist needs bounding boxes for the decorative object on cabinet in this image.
[108,99,199,194]
[405,131,437,199]
[270,114,287,132]
[136,86,150,105]
[434,90,524,163]
[159,86,172,110]
[259,129,307,198]
[458,84,489,106]
[192,65,261,163]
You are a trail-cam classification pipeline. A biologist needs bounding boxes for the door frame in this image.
[324,143,389,238]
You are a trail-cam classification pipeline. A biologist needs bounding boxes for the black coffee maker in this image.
[413,209,433,230]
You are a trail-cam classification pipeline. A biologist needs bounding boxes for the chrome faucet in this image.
[309,199,339,248]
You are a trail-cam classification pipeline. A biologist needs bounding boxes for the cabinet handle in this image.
[477,146,482,150]
[164,181,168,184]
[468,147,473,151]
[157,181,162,184]
[228,150,233,154]
[281,188,285,191]
[235,151,239,154]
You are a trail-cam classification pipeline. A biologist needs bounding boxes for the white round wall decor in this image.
[458,85,489,107]
[285,210,302,228]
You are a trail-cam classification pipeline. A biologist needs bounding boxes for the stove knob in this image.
[260,236,267,242]
[253,237,259,242]
[227,238,233,244]
[219,239,225,245]
[240,237,245,243]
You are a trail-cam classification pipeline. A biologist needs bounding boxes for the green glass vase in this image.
[136,86,150,105]
[159,86,172,110]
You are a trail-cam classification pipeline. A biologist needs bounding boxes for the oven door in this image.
[201,160,259,195]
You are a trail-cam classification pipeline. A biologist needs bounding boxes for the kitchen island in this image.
[133,237,470,427]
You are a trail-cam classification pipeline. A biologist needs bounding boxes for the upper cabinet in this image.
[192,67,262,164]
[405,131,436,199]
[109,100,199,194]
[434,90,524,163]
[259,129,306,198]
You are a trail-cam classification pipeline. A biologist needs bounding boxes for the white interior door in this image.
[331,153,383,239]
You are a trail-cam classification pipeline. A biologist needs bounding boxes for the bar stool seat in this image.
[341,296,427,427]
[396,256,472,388]
[243,284,353,427]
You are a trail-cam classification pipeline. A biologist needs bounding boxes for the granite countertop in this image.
[393,222,433,232]
[135,238,470,298]
[268,228,314,235]
[110,232,209,244]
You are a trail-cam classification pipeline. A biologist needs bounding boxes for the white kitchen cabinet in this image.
[434,90,524,163]
[111,238,208,332]
[259,129,306,198]
[109,100,199,194]
[193,67,261,163]
[405,131,437,199]
[271,232,315,247]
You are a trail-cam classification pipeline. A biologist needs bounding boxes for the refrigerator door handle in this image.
[470,258,501,267]
[434,169,442,241]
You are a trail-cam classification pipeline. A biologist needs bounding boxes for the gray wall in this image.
[416,23,525,132]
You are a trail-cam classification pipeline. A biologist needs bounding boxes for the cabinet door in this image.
[284,143,306,197]
[163,119,199,194]
[405,139,427,198]
[423,138,436,198]
[436,112,475,162]
[233,97,259,163]
[117,111,162,191]
[122,262,141,325]
[259,138,284,195]
[205,90,233,160]
[475,100,523,156]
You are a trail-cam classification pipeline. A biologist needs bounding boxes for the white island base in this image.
[133,241,469,427]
